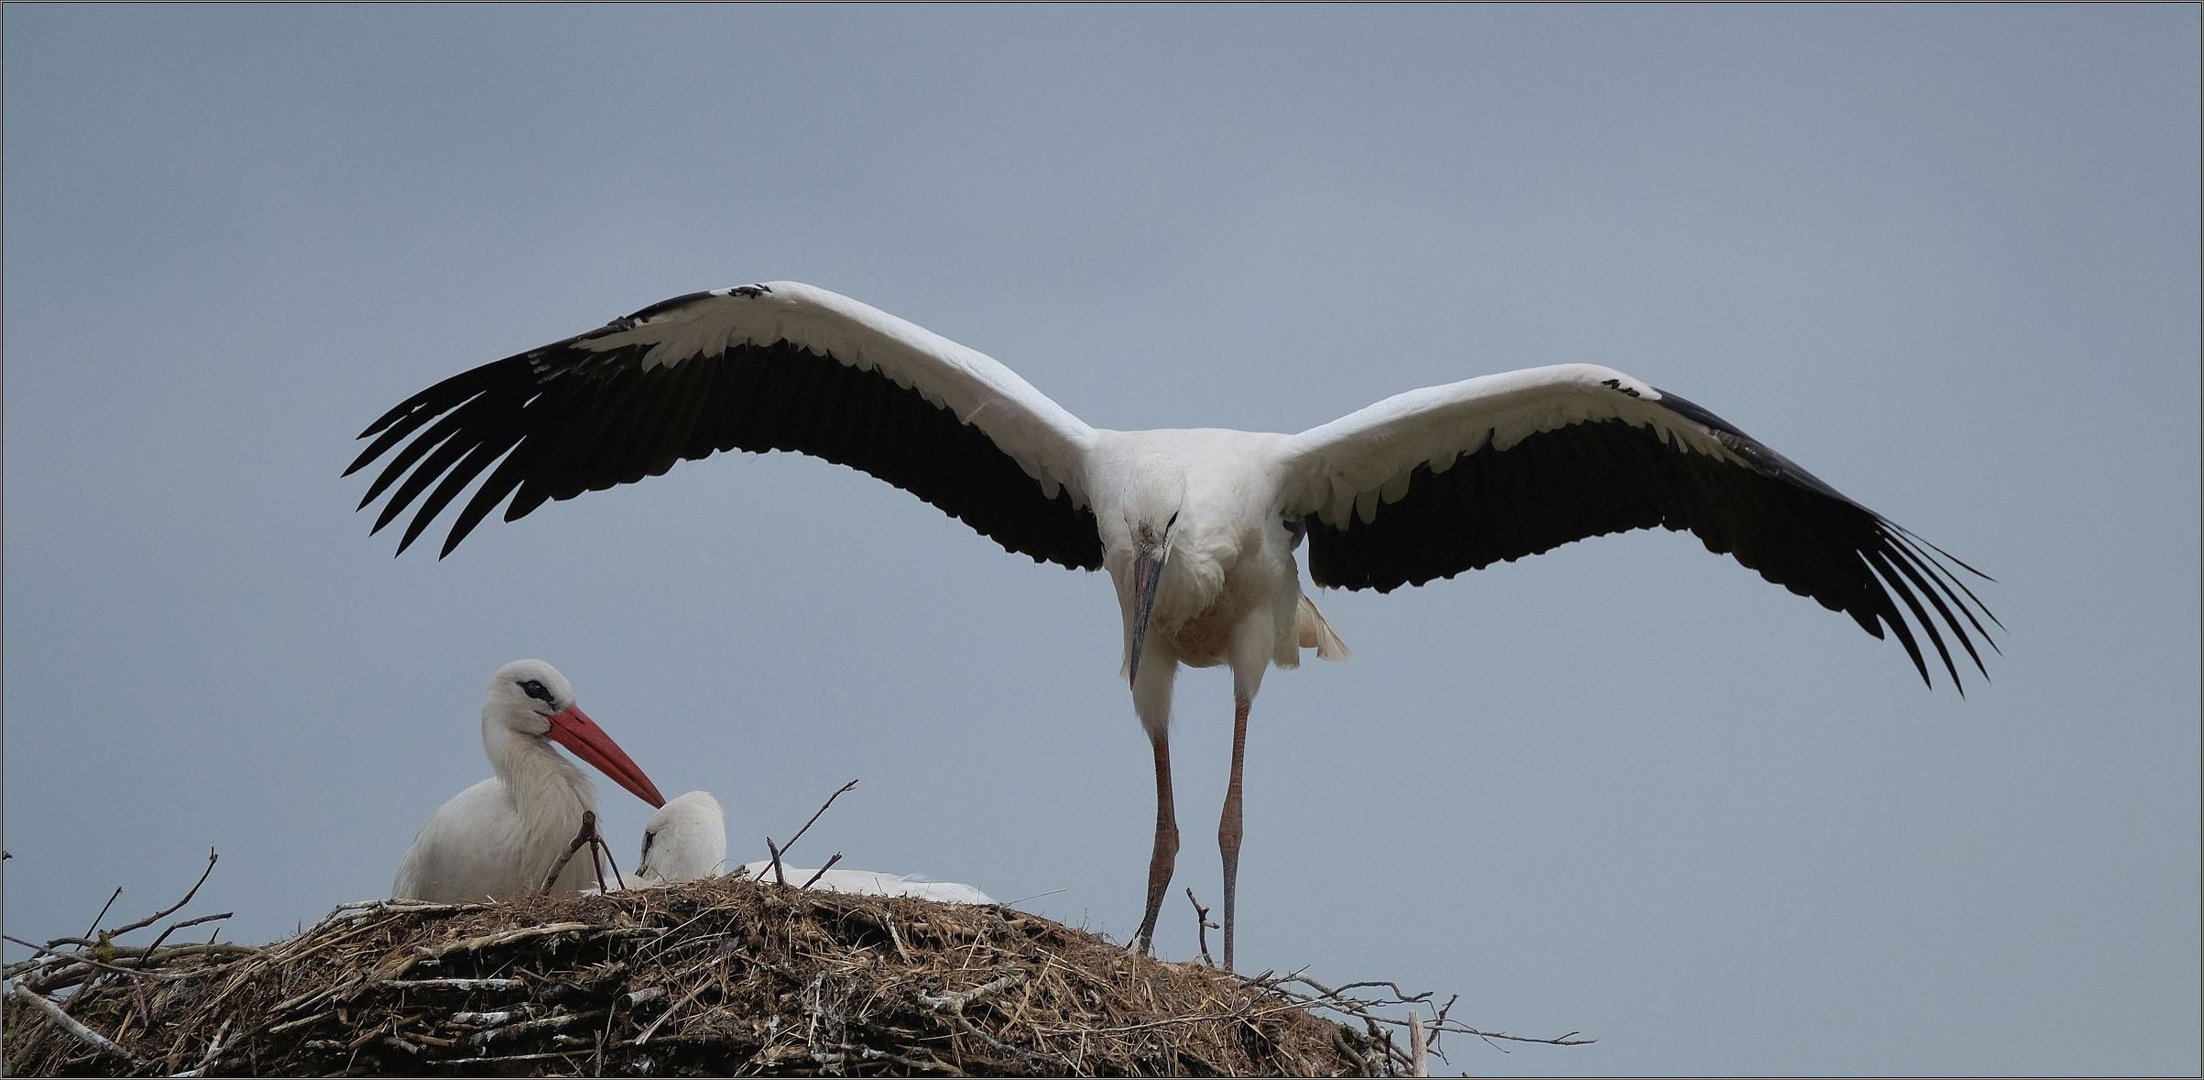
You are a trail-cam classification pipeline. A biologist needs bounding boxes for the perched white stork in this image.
[632,790,729,886]
[350,282,1998,967]
[632,790,997,904]
[392,659,669,902]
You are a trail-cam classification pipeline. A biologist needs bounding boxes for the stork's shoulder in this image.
[1083,428,1295,495]
[1091,426,1294,454]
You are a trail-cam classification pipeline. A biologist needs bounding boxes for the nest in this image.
[4,867,1503,1077]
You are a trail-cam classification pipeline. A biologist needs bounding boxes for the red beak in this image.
[545,704,667,808]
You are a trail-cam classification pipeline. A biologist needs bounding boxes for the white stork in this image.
[392,659,669,902]
[350,282,1998,967]
[634,790,997,905]
[632,790,729,886]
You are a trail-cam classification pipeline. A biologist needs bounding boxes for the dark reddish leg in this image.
[1219,694,1251,971]
[1133,726,1179,955]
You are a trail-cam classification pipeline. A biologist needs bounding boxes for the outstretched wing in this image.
[347,282,1103,568]
[1278,364,1998,690]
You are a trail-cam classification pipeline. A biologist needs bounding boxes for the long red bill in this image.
[545,704,667,808]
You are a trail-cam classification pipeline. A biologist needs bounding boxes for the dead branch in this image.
[6,982,138,1064]
[379,976,527,992]
[1185,887,1218,966]
[594,829,627,893]
[138,911,230,960]
[107,849,218,938]
[3,933,177,989]
[779,778,859,857]
[539,811,598,893]
[880,910,915,963]
[71,886,124,947]
[918,969,1027,1014]
[764,837,789,887]
[797,853,846,890]
[1262,971,1596,1052]
[169,1017,232,1078]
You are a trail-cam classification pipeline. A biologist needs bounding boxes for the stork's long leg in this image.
[1219,693,1251,971]
[1133,726,1180,955]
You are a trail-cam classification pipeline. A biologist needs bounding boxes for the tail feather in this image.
[1296,595,1352,661]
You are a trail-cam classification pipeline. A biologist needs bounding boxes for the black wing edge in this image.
[1305,389,2000,692]
[343,307,1103,571]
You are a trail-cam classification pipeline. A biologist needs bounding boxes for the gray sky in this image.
[4,6,2196,1074]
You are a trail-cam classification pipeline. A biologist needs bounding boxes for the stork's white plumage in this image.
[392,660,669,903]
[733,862,999,906]
[633,790,729,886]
[630,791,998,905]
[352,282,1998,966]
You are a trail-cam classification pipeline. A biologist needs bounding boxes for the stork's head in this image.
[483,659,667,808]
[638,790,727,884]
[1099,458,1189,689]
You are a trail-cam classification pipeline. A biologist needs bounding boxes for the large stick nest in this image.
[5,875,1469,1076]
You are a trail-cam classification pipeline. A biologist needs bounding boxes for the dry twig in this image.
[5,983,137,1065]
[797,852,846,890]
[539,811,599,893]
[1185,887,1219,966]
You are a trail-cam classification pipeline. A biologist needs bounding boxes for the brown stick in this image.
[540,812,598,893]
[1185,887,1218,966]
[6,982,138,1063]
[797,853,846,890]
[138,911,231,959]
[3,934,168,985]
[764,838,788,887]
[780,779,859,856]
[595,830,627,892]
[109,848,219,937]
[72,886,124,946]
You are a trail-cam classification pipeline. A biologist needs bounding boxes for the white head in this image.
[637,790,728,884]
[483,659,667,809]
[1097,456,1190,688]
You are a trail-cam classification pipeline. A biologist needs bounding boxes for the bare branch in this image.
[379,977,527,992]
[1259,972,1595,1050]
[1185,887,1218,967]
[764,838,788,887]
[917,969,1026,1014]
[171,1017,232,1078]
[4,933,172,986]
[595,830,627,892]
[109,848,219,938]
[5,982,138,1064]
[880,910,915,964]
[538,812,598,894]
[139,911,231,960]
[779,778,859,857]
[71,886,124,946]
[797,853,845,890]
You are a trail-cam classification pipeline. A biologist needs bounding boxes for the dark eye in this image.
[519,679,551,703]
[1166,510,1179,530]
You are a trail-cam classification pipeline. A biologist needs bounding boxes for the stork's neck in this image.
[481,711,596,844]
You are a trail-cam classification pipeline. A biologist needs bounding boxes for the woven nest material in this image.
[4,876,1454,1077]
